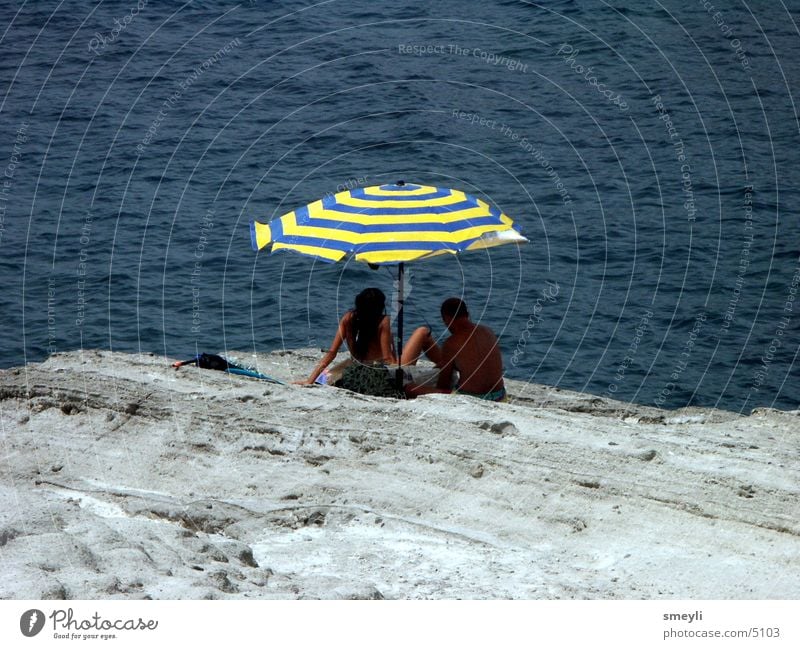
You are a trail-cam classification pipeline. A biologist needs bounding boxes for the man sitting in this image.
[404,298,507,402]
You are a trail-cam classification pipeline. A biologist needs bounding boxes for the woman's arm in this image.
[295,315,348,384]
[379,315,397,364]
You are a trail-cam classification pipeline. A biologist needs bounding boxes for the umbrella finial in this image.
[396,179,405,186]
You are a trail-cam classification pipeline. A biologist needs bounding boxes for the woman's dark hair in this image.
[352,288,386,359]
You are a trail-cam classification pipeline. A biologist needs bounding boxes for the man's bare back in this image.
[440,321,504,394]
[405,297,506,400]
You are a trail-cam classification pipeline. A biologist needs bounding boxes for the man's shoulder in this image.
[475,323,498,340]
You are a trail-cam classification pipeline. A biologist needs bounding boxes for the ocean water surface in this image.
[0,0,798,413]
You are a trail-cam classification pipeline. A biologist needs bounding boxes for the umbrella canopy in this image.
[250,182,527,379]
[250,182,526,263]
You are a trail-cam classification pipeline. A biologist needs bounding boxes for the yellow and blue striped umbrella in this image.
[249,182,527,263]
[250,181,527,375]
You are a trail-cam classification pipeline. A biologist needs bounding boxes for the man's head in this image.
[441,297,469,330]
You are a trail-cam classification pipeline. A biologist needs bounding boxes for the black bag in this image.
[177,353,230,371]
[196,353,231,371]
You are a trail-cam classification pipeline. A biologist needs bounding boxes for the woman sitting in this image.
[295,287,440,392]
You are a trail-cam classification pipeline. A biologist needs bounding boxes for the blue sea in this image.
[1,0,797,413]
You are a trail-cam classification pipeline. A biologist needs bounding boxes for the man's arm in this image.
[435,339,457,390]
[403,337,457,398]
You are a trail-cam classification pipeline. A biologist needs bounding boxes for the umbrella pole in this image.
[396,262,405,391]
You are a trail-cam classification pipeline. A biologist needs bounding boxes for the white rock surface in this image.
[0,349,797,599]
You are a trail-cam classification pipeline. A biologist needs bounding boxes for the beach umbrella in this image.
[250,181,527,374]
